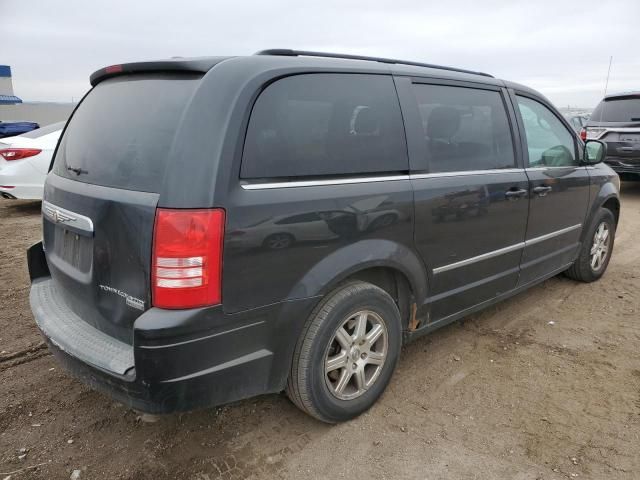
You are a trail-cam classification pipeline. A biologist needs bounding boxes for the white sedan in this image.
[0,121,64,200]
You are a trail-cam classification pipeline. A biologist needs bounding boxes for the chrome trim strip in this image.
[433,242,525,274]
[42,200,94,233]
[240,169,529,190]
[588,126,640,140]
[524,223,582,246]
[410,168,524,179]
[433,223,582,274]
[525,166,583,171]
[240,175,409,190]
[606,127,640,132]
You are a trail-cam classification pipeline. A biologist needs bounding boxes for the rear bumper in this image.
[605,157,640,175]
[28,243,319,413]
[0,184,44,200]
[0,165,45,200]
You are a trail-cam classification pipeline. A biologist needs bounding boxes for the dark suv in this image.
[584,92,640,179]
[28,50,620,423]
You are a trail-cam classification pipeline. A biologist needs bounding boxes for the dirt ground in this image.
[1,183,639,480]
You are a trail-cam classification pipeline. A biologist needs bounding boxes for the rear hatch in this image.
[587,95,640,165]
[44,73,201,343]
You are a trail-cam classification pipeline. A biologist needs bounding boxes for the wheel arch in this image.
[582,179,620,245]
[601,196,620,226]
[286,239,429,329]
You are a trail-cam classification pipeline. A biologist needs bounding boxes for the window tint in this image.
[411,84,515,173]
[516,96,576,167]
[241,74,407,178]
[53,74,200,192]
[591,97,640,123]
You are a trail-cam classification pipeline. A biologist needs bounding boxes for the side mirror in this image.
[584,139,606,164]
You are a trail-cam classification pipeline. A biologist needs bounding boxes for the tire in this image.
[565,208,616,282]
[286,281,402,423]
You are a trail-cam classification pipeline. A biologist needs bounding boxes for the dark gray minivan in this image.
[28,50,620,423]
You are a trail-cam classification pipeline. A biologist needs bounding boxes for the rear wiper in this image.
[67,165,88,175]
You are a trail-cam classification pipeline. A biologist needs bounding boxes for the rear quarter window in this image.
[53,73,200,192]
[241,74,408,179]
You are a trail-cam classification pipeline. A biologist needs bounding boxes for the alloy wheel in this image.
[324,310,388,400]
[590,222,610,272]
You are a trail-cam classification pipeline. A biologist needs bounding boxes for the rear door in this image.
[44,73,201,343]
[396,77,530,322]
[511,93,590,285]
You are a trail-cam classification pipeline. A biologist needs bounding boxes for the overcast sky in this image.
[3,0,638,109]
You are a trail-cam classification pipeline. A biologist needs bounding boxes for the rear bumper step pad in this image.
[30,278,134,375]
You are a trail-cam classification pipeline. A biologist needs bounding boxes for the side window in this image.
[516,96,577,167]
[241,74,407,179]
[412,84,515,173]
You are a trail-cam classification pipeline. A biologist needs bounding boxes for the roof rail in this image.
[254,49,494,78]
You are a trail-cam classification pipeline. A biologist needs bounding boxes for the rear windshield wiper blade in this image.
[67,165,88,175]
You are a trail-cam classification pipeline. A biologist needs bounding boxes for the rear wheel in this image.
[286,281,401,423]
[565,208,615,282]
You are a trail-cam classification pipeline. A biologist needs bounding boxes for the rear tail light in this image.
[579,128,587,141]
[586,127,606,140]
[152,208,225,309]
[0,148,42,161]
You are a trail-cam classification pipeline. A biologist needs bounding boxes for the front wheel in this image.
[565,208,616,282]
[286,281,402,423]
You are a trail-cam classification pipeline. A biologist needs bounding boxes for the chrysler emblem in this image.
[44,204,76,224]
[42,201,93,233]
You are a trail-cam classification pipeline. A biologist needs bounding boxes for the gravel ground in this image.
[1,182,639,480]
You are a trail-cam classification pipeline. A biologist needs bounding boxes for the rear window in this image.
[53,73,200,192]
[241,74,408,179]
[20,121,65,139]
[591,97,640,123]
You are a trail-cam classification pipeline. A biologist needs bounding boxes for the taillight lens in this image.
[152,208,225,309]
[0,148,42,161]
[586,127,606,140]
[579,128,587,141]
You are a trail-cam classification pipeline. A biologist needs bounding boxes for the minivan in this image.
[28,50,620,423]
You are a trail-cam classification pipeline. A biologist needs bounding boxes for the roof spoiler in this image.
[604,92,640,101]
[89,58,222,86]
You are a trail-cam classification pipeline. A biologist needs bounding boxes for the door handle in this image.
[505,188,528,200]
[533,185,552,197]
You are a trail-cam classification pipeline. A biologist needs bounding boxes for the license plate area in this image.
[619,133,640,142]
[54,226,92,272]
